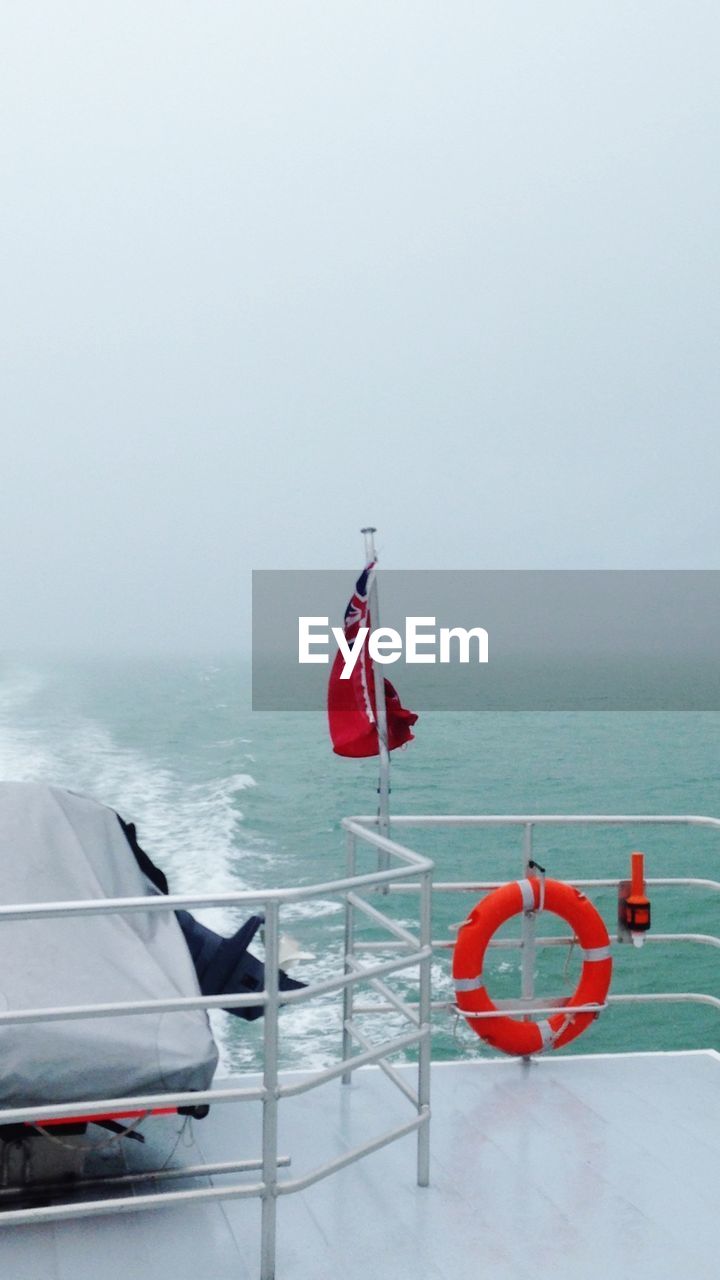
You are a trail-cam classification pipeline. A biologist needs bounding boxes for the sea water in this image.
[0,655,717,1071]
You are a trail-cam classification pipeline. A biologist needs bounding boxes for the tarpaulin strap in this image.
[31,1114,148,1150]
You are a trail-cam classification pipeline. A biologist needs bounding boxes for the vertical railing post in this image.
[260,899,280,1280]
[342,829,357,1084]
[417,865,432,1187]
[362,527,391,874]
[521,823,536,1010]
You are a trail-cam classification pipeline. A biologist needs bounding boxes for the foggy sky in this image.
[2,2,719,654]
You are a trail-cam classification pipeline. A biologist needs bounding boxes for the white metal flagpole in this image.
[361,526,390,841]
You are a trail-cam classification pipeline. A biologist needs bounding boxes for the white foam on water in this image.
[222,927,438,1076]
[0,666,45,712]
[0,667,59,780]
[0,663,429,1077]
[281,899,343,922]
[0,663,269,1071]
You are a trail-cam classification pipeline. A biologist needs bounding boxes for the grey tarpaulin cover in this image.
[0,782,218,1108]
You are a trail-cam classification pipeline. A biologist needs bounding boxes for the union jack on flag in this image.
[342,562,376,638]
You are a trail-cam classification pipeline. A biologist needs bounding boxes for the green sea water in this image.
[0,655,717,1070]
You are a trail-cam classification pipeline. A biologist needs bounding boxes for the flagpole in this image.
[361,526,391,842]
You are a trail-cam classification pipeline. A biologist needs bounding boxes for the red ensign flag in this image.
[327,564,418,758]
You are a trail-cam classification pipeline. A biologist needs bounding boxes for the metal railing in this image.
[0,837,434,1280]
[1,811,718,1278]
[344,814,720,1029]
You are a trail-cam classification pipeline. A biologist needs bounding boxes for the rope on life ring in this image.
[452,877,612,1056]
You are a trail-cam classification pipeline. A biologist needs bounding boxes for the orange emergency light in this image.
[621,851,651,936]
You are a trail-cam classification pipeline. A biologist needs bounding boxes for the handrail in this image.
[0,946,432,1030]
[0,830,434,1280]
[344,813,720,1043]
[359,931,720,952]
[2,807,718,1280]
[386,877,720,893]
[349,813,720,828]
[0,846,433,925]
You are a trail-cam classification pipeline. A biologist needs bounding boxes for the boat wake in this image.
[0,663,264,1071]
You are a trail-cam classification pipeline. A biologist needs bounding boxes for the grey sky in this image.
[2,2,718,653]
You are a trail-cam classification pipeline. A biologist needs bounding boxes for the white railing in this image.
[0,838,433,1280]
[343,814,720,1029]
[1,811,718,1279]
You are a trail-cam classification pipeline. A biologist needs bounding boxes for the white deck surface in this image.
[1,1049,718,1280]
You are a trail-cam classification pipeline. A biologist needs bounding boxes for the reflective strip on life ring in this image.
[452,877,612,1056]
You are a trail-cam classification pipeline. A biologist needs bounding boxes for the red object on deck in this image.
[623,851,651,932]
[453,877,613,1056]
[31,1108,177,1128]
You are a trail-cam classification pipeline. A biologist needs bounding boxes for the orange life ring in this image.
[452,877,612,1056]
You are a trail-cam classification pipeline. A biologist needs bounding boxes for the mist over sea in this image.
[1,655,717,1069]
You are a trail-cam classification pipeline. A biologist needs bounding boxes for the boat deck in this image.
[2,1049,718,1280]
